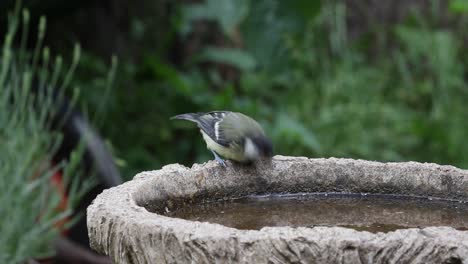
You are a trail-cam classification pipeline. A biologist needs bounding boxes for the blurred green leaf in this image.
[274,112,322,153]
[281,0,322,20]
[200,47,256,71]
[449,0,468,13]
[181,0,249,37]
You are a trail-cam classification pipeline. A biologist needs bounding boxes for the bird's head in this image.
[243,135,273,161]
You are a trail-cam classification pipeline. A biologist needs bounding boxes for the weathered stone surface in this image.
[87,156,468,263]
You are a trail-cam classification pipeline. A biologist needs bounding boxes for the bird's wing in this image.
[196,111,231,147]
[172,111,261,148]
[216,112,264,146]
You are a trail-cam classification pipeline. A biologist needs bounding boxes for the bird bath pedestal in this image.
[87,156,468,263]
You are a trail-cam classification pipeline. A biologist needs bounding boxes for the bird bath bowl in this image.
[87,156,468,263]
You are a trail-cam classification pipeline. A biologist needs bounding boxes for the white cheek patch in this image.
[244,138,259,160]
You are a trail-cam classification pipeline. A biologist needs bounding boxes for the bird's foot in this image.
[215,157,226,167]
[211,150,226,167]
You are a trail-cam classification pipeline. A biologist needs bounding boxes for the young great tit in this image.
[171,111,273,165]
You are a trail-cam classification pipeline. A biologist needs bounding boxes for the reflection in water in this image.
[163,194,468,232]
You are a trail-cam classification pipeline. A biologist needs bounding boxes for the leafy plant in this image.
[172,0,468,168]
[0,7,93,263]
[63,0,468,179]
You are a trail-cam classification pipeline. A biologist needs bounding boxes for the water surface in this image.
[163,193,468,232]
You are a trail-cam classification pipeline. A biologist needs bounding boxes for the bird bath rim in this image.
[87,156,468,263]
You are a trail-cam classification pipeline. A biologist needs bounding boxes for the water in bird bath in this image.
[161,193,468,232]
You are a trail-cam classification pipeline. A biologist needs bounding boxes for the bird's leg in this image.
[211,150,226,167]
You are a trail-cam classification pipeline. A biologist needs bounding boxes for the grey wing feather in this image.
[172,111,230,146]
[171,113,203,122]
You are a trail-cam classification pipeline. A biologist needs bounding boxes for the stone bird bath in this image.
[87,156,468,263]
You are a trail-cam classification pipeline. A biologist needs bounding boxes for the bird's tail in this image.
[170,113,203,123]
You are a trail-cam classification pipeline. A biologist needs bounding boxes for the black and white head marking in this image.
[244,137,259,160]
[243,136,273,160]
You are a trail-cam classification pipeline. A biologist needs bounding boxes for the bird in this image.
[171,111,273,165]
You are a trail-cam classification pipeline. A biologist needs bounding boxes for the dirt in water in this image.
[163,193,468,232]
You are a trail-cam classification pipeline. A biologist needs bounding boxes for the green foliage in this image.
[181,0,249,37]
[449,0,468,13]
[73,0,468,179]
[0,8,92,263]
[199,47,256,72]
